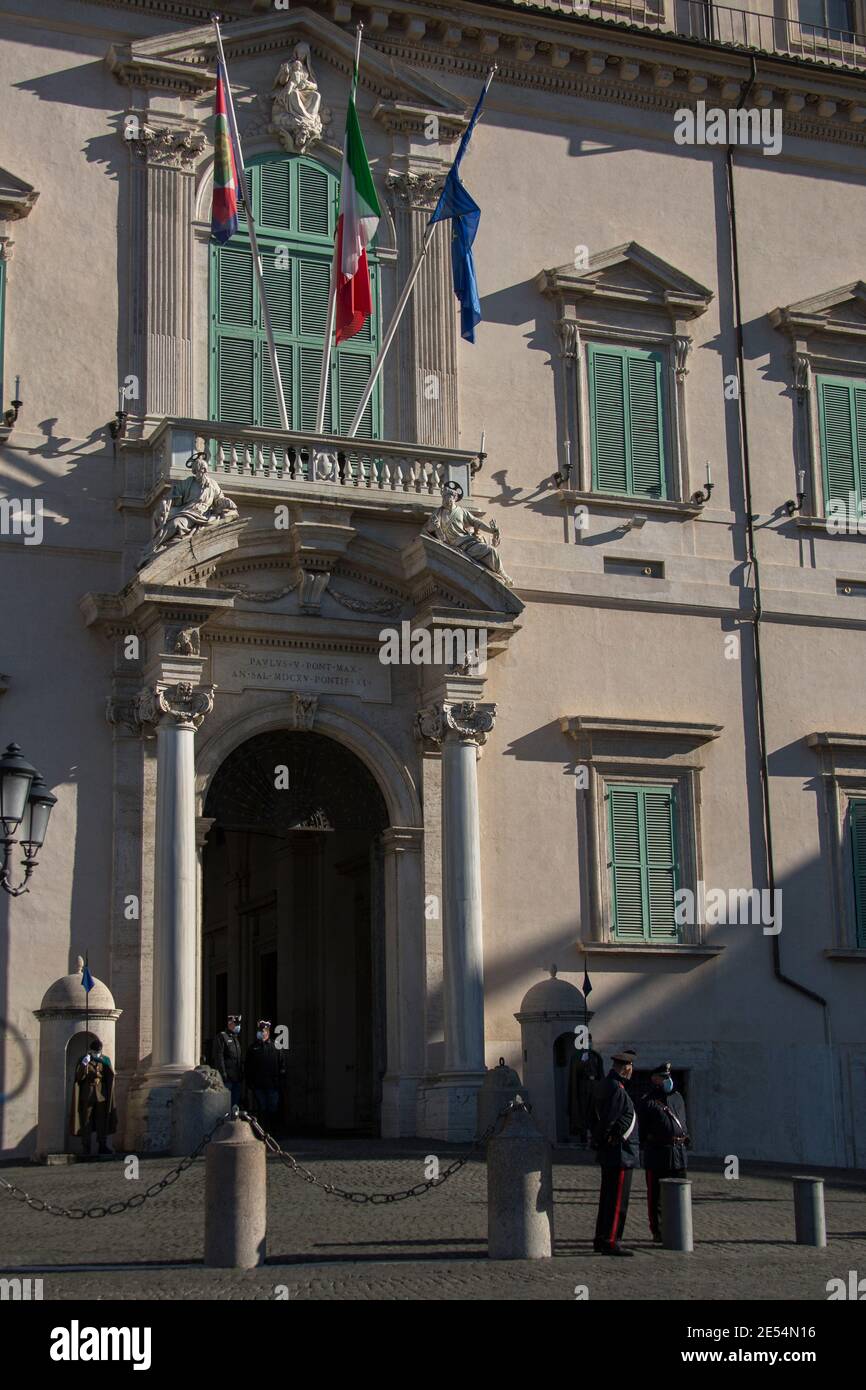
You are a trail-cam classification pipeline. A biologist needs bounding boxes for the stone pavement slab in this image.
[2,1141,865,1301]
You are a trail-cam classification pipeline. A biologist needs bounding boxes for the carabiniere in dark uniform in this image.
[637,1061,689,1243]
[592,1048,639,1256]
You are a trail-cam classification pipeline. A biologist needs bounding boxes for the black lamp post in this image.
[0,743,56,896]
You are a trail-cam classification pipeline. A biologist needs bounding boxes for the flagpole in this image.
[212,18,290,432]
[316,24,364,434]
[347,65,497,440]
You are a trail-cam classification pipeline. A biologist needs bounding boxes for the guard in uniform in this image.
[568,1032,604,1144]
[212,1013,244,1109]
[592,1049,638,1256]
[70,1036,118,1157]
[638,1061,689,1242]
[245,1020,286,1133]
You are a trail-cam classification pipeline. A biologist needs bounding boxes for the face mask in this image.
[662,1077,674,1094]
[256,1030,264,1041]
[231,1025,240,1034]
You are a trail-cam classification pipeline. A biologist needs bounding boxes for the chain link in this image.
[244,1098,527,1203]
[0,1097,532,1215]
[0,1109,233,1220]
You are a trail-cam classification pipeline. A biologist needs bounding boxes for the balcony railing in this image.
[532,0,866,71]
[136,418,481,504]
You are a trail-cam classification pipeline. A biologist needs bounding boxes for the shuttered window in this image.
[588,343,666,498]
[850,798,866,947]
[210,152,381,439]
[606,783,679,942]
[817,374,866,515]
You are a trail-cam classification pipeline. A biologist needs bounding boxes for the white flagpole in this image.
[213,18,290,432]
[347,66,497,440]
[316,24,364,434]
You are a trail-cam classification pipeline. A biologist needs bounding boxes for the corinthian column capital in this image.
[417,700,497,747]
[135,681,214,731]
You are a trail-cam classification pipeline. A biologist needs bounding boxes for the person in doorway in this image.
[638,1062,689,1243]
[212,1014,244,1109]
[568,1032,605,1144]
[70,1036,117,1157]
[591,1049,639,1256]
[245,1021,286,1134]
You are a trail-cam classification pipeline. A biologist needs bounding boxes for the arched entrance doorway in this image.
[202,730,389,1134]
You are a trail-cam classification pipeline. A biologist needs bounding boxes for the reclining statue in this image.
[424,480,513,586]
[139,453,238,567]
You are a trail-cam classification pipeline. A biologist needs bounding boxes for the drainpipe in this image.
[725,60,840,1155]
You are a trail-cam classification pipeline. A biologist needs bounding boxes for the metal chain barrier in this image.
[243,1098,528,1204]
[0,1109,234,1220]
[0,1097,532,1215]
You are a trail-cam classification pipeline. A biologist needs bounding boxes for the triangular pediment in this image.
[106,8,468,124]
[536,242,713,321]
[0,166,39,221]
[771,283,866,341]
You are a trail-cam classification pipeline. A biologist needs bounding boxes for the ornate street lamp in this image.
[0,743,56,896]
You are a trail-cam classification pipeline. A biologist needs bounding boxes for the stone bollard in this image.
[793,1176,827,1247]
[171,1066,229,1157]
[661,1178,694,1251]
[487,1099,554,1260]
[204,1116,267,1269]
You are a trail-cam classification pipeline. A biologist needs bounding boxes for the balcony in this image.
[532,0,866,72]
[129,418,482,512]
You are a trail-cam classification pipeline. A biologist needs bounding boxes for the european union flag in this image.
[582,963,593,999]
[81,961,94,994]
[429,79,490,343]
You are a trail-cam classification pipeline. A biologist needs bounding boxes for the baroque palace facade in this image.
[1,0,866,1162]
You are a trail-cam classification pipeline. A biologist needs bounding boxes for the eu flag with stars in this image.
[429,80,490,343]
[81,961,94,993]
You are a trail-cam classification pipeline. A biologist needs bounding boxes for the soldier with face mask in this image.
[638,1061,689,1243]
[212,1014,244,1108]
[245,1021,286,1133]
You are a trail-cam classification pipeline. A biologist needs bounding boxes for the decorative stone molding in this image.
[125,124,206,169]
[287,692,319,731]
[806,730,866,950]
[386,170,446,211]
[165,625,201,656]
[0,169,39,222]
[135,682,215,731]
[328,586,402,615]
[793,351,812,395]
[673,335,692,379]
[538,242,713,323]
[106,696,142,737]
[556,319,580,360]
[417,700,497,746]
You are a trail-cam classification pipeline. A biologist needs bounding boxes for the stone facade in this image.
[2,0,866,1164]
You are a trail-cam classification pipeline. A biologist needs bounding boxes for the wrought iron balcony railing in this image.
[133,418,481,506]
[535,0,866,71]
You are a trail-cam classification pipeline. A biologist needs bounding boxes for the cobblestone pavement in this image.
[1,1140,865,1300]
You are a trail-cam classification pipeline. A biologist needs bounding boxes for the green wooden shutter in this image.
[850,799,866,947]
[819,377,858,509]
[590,347,628,493]
[628,354,665,498]
[607,784,679,942]
[590,344,665,498]
[211,152,381,438]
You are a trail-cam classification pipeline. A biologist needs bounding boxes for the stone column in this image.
[127,681,213,1148]
[417,700,496,1139]
[386,172,459,447]
[125,123,205,422]
[380,826,426,1137]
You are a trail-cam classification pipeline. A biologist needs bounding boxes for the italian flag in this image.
[335,75,381,343]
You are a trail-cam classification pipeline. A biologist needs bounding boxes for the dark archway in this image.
[202,731,389,1134]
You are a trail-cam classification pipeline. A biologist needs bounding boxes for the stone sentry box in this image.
[515,968,588,1145]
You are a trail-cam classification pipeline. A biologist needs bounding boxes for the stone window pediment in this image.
[537,243,712,506]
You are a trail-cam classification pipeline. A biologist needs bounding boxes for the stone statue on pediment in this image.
[425,480,513,586]
[270,44,330,154]
[139,453,238,568]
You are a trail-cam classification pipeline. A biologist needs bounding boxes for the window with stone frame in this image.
[771,284,866,530]
[807,731,866,955]
[561,716,723,953]
[209,150,382,441]
[536,242,713,507]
